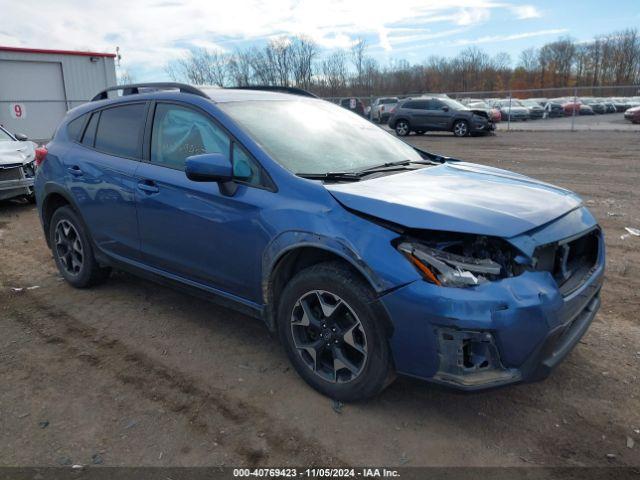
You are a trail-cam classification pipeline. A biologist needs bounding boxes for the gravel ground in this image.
[495,112,639,131]
[0,131,639,468]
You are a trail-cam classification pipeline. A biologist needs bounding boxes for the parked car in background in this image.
[370,97,399,123]
[340,97,366,117]
[518,99,545,119]
[582,98,606,114]
[0,125,38,202]
[463,100,501,123]
[388,97,495,137]
[34,82,604,400]
[542,101,565,118]
[561,100,594,116]
[603,101,617,114]
[492,100,530,121]
[624,105,640,124]
[611,98,632,112]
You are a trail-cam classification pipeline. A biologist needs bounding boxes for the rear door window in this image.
[94,103,146,159]
[404,100,428,110]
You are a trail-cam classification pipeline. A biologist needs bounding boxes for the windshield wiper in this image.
[296,172,362,182]
[356,159,435,174]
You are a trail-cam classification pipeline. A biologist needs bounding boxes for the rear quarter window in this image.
[66,114,87,141]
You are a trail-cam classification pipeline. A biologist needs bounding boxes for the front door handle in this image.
[67,166,83,176]
[137,180,159,194]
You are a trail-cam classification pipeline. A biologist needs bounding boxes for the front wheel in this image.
[453,120,469,137]
[395,120,410,136]
[277,262,394,401]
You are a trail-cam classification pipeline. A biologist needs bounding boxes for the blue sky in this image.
[2,0,640,81]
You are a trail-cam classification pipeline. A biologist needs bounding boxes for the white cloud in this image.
[510,5,542,19]
[0,0,547,74]
[447,28,568,47]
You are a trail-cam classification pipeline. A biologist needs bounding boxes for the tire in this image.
[49,206,111,288]
[277,261,395,401]
[452,120,469,137]
[395,120,410,137]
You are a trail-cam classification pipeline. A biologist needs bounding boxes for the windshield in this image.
[219,99,424,175]
[379,98,397,104]
[0,128,14,142]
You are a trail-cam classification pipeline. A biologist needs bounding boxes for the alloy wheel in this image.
[290,290,368,383]
[396,121,409,136]
[454,121,468,136]
[54,219,84,276]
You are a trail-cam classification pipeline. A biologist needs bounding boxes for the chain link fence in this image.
[1,85,639,142]
[323,85,640,132]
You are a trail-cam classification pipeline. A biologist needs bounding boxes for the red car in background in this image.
[624,105,640,123]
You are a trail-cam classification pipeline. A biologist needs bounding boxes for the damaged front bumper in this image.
[0,163,35,201]
[379,224,605,391]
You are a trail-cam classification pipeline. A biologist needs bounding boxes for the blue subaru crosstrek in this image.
[35,83,604,401]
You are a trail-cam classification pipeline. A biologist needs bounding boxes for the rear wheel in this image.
[277,262,394,401]
[453,120,469,137]
[49,206,111,288]
[395,120,410,136]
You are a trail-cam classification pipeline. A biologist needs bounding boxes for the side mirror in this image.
[15,133,28,141]
[185,153,232,183]
[441,106,449,112]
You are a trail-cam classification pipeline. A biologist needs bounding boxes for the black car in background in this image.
[542,101,565,118]
[388,97,494,137]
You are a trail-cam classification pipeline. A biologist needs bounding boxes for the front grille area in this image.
[534,229,601,296]
[0,165,23,182]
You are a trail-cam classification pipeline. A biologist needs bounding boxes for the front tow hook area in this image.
[433,328,521,389]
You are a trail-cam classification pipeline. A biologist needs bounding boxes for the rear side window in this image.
[82,113,99,147]
[94,104,146,159]
[403,100,427,109]
[67,115,86,141]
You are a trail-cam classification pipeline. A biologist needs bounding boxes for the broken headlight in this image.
[398,235,521,287]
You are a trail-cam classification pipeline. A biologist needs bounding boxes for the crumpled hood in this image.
[326,162,582,238]
[0,141,36,166]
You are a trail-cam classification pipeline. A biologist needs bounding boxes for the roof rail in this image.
[230,85,318,98]
[91,82,208,101]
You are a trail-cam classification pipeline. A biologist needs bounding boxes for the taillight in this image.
[381,106,385,112]
[35,146,48,167]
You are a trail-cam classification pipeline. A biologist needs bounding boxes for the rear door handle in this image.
[137,180,159,194]
[67,166,83,176]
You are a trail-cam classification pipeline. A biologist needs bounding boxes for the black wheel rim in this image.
[54,219,84,276]
[291,290,368,383]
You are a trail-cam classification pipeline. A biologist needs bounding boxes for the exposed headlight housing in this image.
[397,234,522,287]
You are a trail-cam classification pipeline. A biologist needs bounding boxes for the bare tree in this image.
[166,48,229,86]
[290,36,318,89]
[350,38,367,89]
[321,51,348,96]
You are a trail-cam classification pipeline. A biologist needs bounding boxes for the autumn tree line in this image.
[165,28,640,97]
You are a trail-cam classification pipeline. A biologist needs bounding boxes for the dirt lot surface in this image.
[495,112,639,131]
[1,131,639,468]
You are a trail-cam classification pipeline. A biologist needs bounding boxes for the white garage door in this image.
[0,60,68,140]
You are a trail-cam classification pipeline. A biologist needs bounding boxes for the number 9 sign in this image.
[10,103,26,120]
